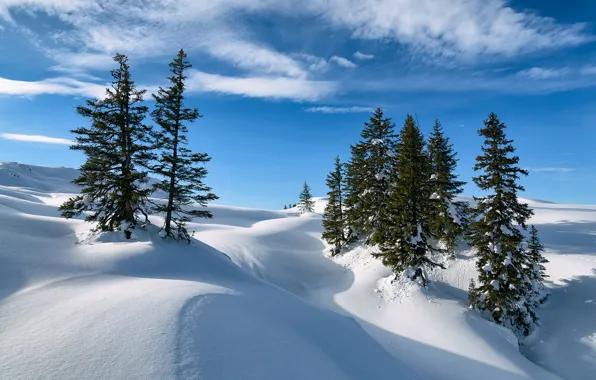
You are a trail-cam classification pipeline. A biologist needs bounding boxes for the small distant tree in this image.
[299,182,315,213]
[468,112,538,339]
[322,156,346,255]
[59,54,153,239]
[427,119,467,255]
[526,225,549,305]
[149,49,218,242]
[283,205,288,210]
[374,114,444,286]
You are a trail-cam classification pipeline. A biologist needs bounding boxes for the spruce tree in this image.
[526,225,549,305]
[344,108,397,244]
[322,156,346,255]
[468,112,536,339]
[427,119,467,255]
[60,54,153,238]
[149,49,218,242]
[299,182,315,213]
[373,115,445,286]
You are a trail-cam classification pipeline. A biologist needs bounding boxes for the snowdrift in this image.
[1,162,595,380]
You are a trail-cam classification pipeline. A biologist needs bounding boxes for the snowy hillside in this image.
[1,163,595,379]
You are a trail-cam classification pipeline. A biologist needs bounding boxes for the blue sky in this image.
[0,0,595,209]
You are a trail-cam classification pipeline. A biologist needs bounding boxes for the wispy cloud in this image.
[312,0,592,60]
[187,70,337,101]
[305,106,372,113]
[0,76,105,97]
[353,51,374,60]
[0,133,73,145]
[6,0,585,71]
[0,0,593,103]
[529,167,576,173]
[518,65,596,79]
[330,56,357,68]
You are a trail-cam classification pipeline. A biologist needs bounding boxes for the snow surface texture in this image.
[1,163,595,380]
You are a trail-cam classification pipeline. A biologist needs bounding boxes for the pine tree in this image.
[526,225,549,305]
[60,54,153,238]
[373,115,445,286]
[299,182,315,213]
[344,108,397,244]
[468,112,536,339]
[149,49,218,242]
[427,119,467,255]
[322,156,346,255]
[283,205,288,210]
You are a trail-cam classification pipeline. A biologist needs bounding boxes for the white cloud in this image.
[517,67,570,79]
[5,0,585,72]
[1,0,593,103]
[187,70,337,101]
[201,34,308,78]
[307,0,591,59]
[330,56,357,68]
[353,51,374,60]
[530,167,575,173]
[517,65,596,80]
[0,133,73,145]
[305,106,372,113]
[0,76,105,97]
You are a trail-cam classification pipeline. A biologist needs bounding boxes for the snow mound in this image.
[0,168,418,380]
[1,163,596,380]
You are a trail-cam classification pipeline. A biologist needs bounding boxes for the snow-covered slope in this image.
[1,163,595,380]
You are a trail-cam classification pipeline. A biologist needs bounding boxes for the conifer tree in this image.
[344,108,397,244]
[468,112,537,339]
[526,225,549,305]
[299,182,315,213]
[427,119,467,255]
[322,156,346,255]
[283,205,288,210]
[373,115,445,286]
[149,49,218,242]
[60,54,153,238]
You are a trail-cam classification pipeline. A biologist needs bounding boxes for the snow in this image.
[1,163,596,380]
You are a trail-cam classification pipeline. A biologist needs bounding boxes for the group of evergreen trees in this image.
[60,50,217,242]
[322,109,548,339]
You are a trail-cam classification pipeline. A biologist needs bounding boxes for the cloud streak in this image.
[0,133,73,145]
[305,106,372,113]
[529,167,576,173]
[187,70,337,101]
[0,76,105,97]
[354,51,374,60]
[330,56,357,68]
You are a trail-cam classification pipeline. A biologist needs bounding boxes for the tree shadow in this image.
[521,270,596,380]
[532,221,596,255]
[356,318,547,380]
[0,257,26,302]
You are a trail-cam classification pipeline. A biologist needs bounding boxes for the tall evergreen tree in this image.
[149,49,218,242]
[344,108,397,244]
[526,225,549,305]
[373,115,445,286]
[322,156,346,255]
[299,182,315,213]
[427,119,467,255]
[468,112,537,339]
[60,54,153,238]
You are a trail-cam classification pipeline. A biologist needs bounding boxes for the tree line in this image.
[60,50,217,242]
[321,108,549,340]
